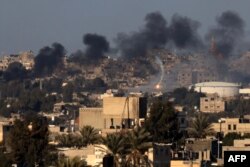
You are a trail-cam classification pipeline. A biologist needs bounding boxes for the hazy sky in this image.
[0,0,250,55]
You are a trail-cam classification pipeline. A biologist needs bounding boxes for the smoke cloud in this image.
[207,10,245,58]
[116,12,204,60]
[169,14,203,49]
[116,12,168,59]
[83,33,109,60]
[34,43,66,76]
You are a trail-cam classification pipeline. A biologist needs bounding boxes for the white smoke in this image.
[155,55,164,88]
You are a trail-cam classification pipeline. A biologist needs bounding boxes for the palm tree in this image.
[57,156,87,167]
[56,133,81,147]
[100,133,125,167]
[125,127,152,167]
[188,113,215,138]
[79,125,101,146]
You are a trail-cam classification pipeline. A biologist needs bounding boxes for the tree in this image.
[126,127,152,167]
[222,133,242,146]
[101,133,125,167]
[56,133,81,148]
[8,115,49,166]
[79,126,101,146]
[145,100,179,143]
[57,156,87,167]
[188,113,215,138]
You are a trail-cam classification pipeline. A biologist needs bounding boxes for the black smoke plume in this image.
[116,12,168,59]
[83,33,109,60]
[116,12,204,59]
[34,43,66,76]
[207,10,245,58]
[169,14,203,49]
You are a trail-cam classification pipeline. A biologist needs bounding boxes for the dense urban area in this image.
[1,8,250,167]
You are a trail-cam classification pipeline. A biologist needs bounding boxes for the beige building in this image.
[200,96,225,113]
[79,97,147,133]
[212,117,250,135]
[170,160,201,167]
[0,51,34,71]
[58,144,105,166]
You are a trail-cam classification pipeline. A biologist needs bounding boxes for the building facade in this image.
[200,96,225,113]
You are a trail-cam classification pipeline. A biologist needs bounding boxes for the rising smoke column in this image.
[70,33,110,64]
[83,33,110,61]
[169,14,203,49]
[155,56,164,89]
[116,12,168,59]
[206,10,245,58]
[34,43,66,76]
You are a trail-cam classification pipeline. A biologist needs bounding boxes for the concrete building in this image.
[148,143,171,167]
[200,96,225,113]
[212,117,250,136]
[170,160,201,167]
[239,88,250,99]
[79,97,147,134]
[192,82,240,98]
[0,51,34,71]
[220,139,250,166]
[177,70,217,88]
[58,144,105,166]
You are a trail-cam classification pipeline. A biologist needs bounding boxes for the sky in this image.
[0,0,250,55]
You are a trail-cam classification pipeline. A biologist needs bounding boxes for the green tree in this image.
[56,133,81,148]
[188,113,215,138]
[222,133,242,146]
[101,133,125,167]
[126,127,152,167]
[8,115,49,166]
[57,156,87,167]
[79,126,101,146]
[145,100,179,143]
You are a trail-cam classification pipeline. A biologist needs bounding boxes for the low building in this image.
[148,143,171,167]
[170,160,201,167]
[79,96,147,134]
[221,139,250,166]
[212,117,250,136]
[192,82,240,98]
[239,88,250,99]
[200,96,225,113]
[58,144,105,166]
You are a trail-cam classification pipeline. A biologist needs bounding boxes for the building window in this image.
[205,106,208,109]
[228,125,231,130]
[233,124,237,130]
[211,98,214,101]
[205,99,208,102]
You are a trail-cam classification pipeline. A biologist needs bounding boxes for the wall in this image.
[79,108,103,129]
